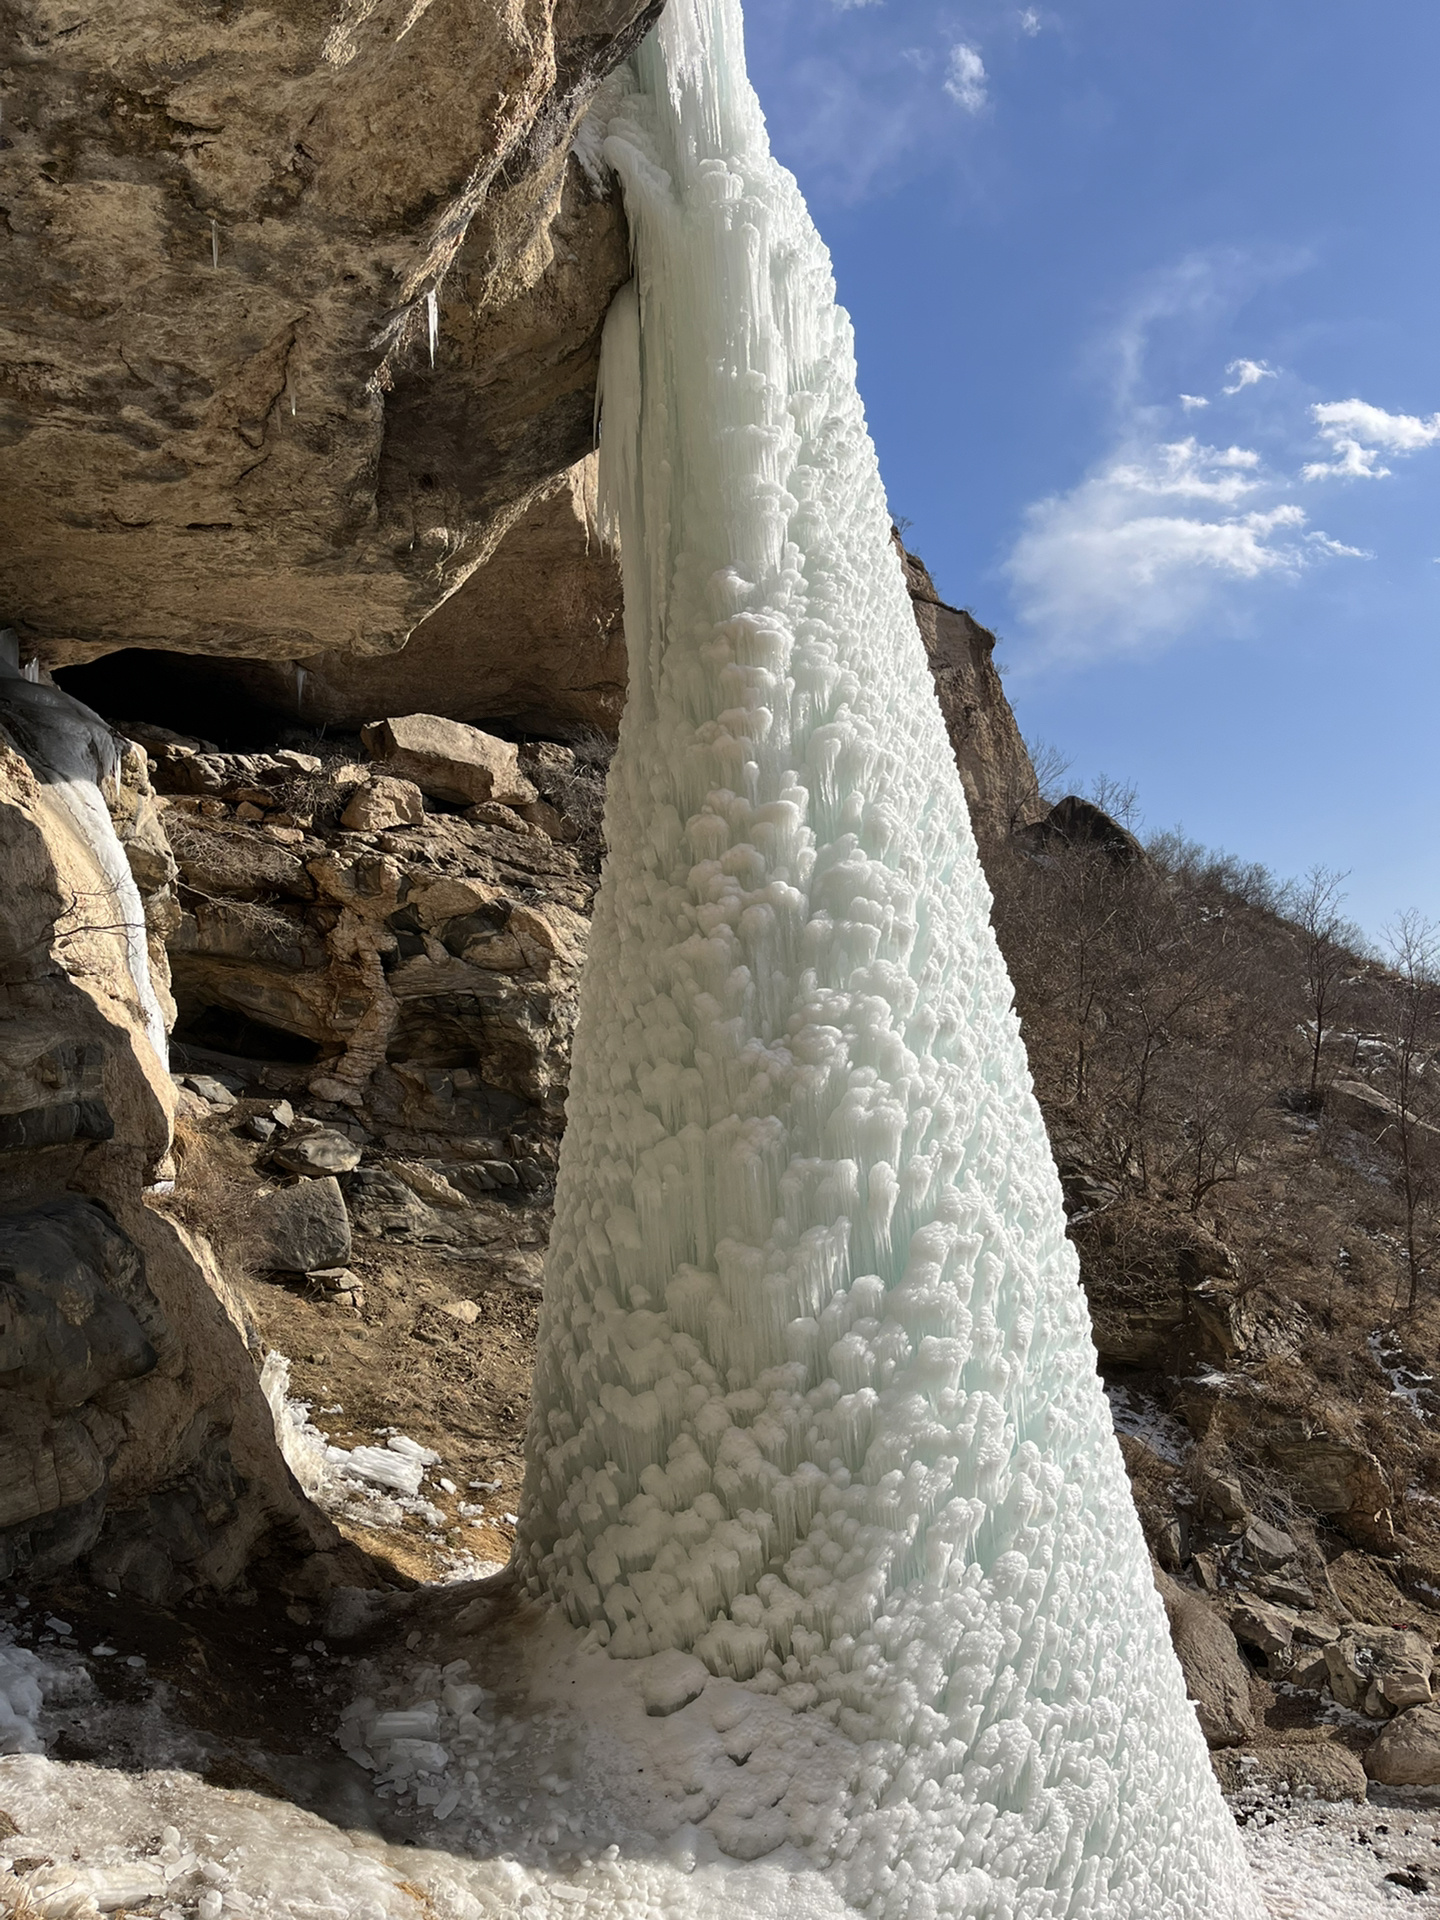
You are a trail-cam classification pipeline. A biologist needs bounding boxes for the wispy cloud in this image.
[1302,398,1440,481]
[1003,259,1365,665]
[829,0,882,9]
[1222,357,1277,394]
[1018,7,1043,33]
[944,43,988,112]
[1005,438,1360,662]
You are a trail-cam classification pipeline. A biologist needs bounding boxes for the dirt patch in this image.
[245,1227,545,1582]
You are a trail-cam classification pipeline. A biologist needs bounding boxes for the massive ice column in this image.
[519,3,1259,1912]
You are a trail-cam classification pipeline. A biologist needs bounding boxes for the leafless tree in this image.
[1284,865,1359,1102]
[1383,912,1440,1314]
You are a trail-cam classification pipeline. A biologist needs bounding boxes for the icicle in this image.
[518,3,1261,1915]
[210,218,219,269]
[425,288,438,368]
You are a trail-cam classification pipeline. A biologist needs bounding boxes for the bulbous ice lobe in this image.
[519,3,1259,1911]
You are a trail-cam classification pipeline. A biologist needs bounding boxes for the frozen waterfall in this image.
[518,2,1260,1913]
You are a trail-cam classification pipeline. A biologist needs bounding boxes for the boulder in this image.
[1327,1078,1440,1144]
[360,715,537,809]
[1241,1518,1299,1571]
[1365,1704,1440,1787]
[177,1073,238,1111]
[270,1130,364,1179]
[1267,1429,1392,1536]
[1197,1464,1249,1526]
[1154,1567,1257,1747]
[381,1160,470,1210]
[1325,1626,1433,1717]
[1017,794,1146,866]
[1230,1599,1297,1660]
[341,778,426,833]
[252,1177,352,1274]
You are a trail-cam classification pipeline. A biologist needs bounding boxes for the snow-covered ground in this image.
[6,1611,1440,1919]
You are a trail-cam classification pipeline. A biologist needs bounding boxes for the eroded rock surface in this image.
[3,0,660,669]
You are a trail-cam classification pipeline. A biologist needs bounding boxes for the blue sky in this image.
[743,0,1438,939]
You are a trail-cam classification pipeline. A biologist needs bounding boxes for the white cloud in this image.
[1179,393,1209,410]
[944,43,988,112]
[1005,437,1362,663]
[1018,7,1042,33]
[1302,397,1440,481]
[830,0,882,8]
[1222,357,1277,394]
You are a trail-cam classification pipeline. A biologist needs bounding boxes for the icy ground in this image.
[4,1611,1440,1918]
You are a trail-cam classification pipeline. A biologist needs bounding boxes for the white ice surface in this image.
[0,657,168,1069]
[2,1615,1436,1919]
[514,2,1258,1913]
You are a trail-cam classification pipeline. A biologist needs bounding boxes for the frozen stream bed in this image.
[4,1613,1440,1920]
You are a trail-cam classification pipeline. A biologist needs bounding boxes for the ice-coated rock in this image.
[516,5,1262,1914]
[360,714,537,809]
[639,1649,709,1717]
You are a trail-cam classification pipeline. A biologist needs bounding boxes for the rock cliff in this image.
[1,0,658,667]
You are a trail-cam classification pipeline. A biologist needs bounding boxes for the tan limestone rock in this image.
[341,778,426,833]
[7,3,661,669]
[1365,1705,1440,1787]
[361,714,538,808]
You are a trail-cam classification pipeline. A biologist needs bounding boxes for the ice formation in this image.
[518,2,1260,1912]
[0,651,168,1068]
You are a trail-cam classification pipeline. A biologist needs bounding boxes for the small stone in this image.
[235,801,266,822]
[1385,1869,1431,1894]
[309,1267,361,1292]
[270,1099,295,1129]
[271,1129,363,1177]
[180,1073,238,1110]
[441,1299,482,1326]
[244,1115,279,1142]
[481,1159,520,1189]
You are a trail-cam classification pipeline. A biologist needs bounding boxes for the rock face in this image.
[1154,1566,1257,1747]
[180,460,629,739]
[3,0,660,670]
[0,670,344,1599]
[896,540,1040,844]
[151,732,596,1127]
